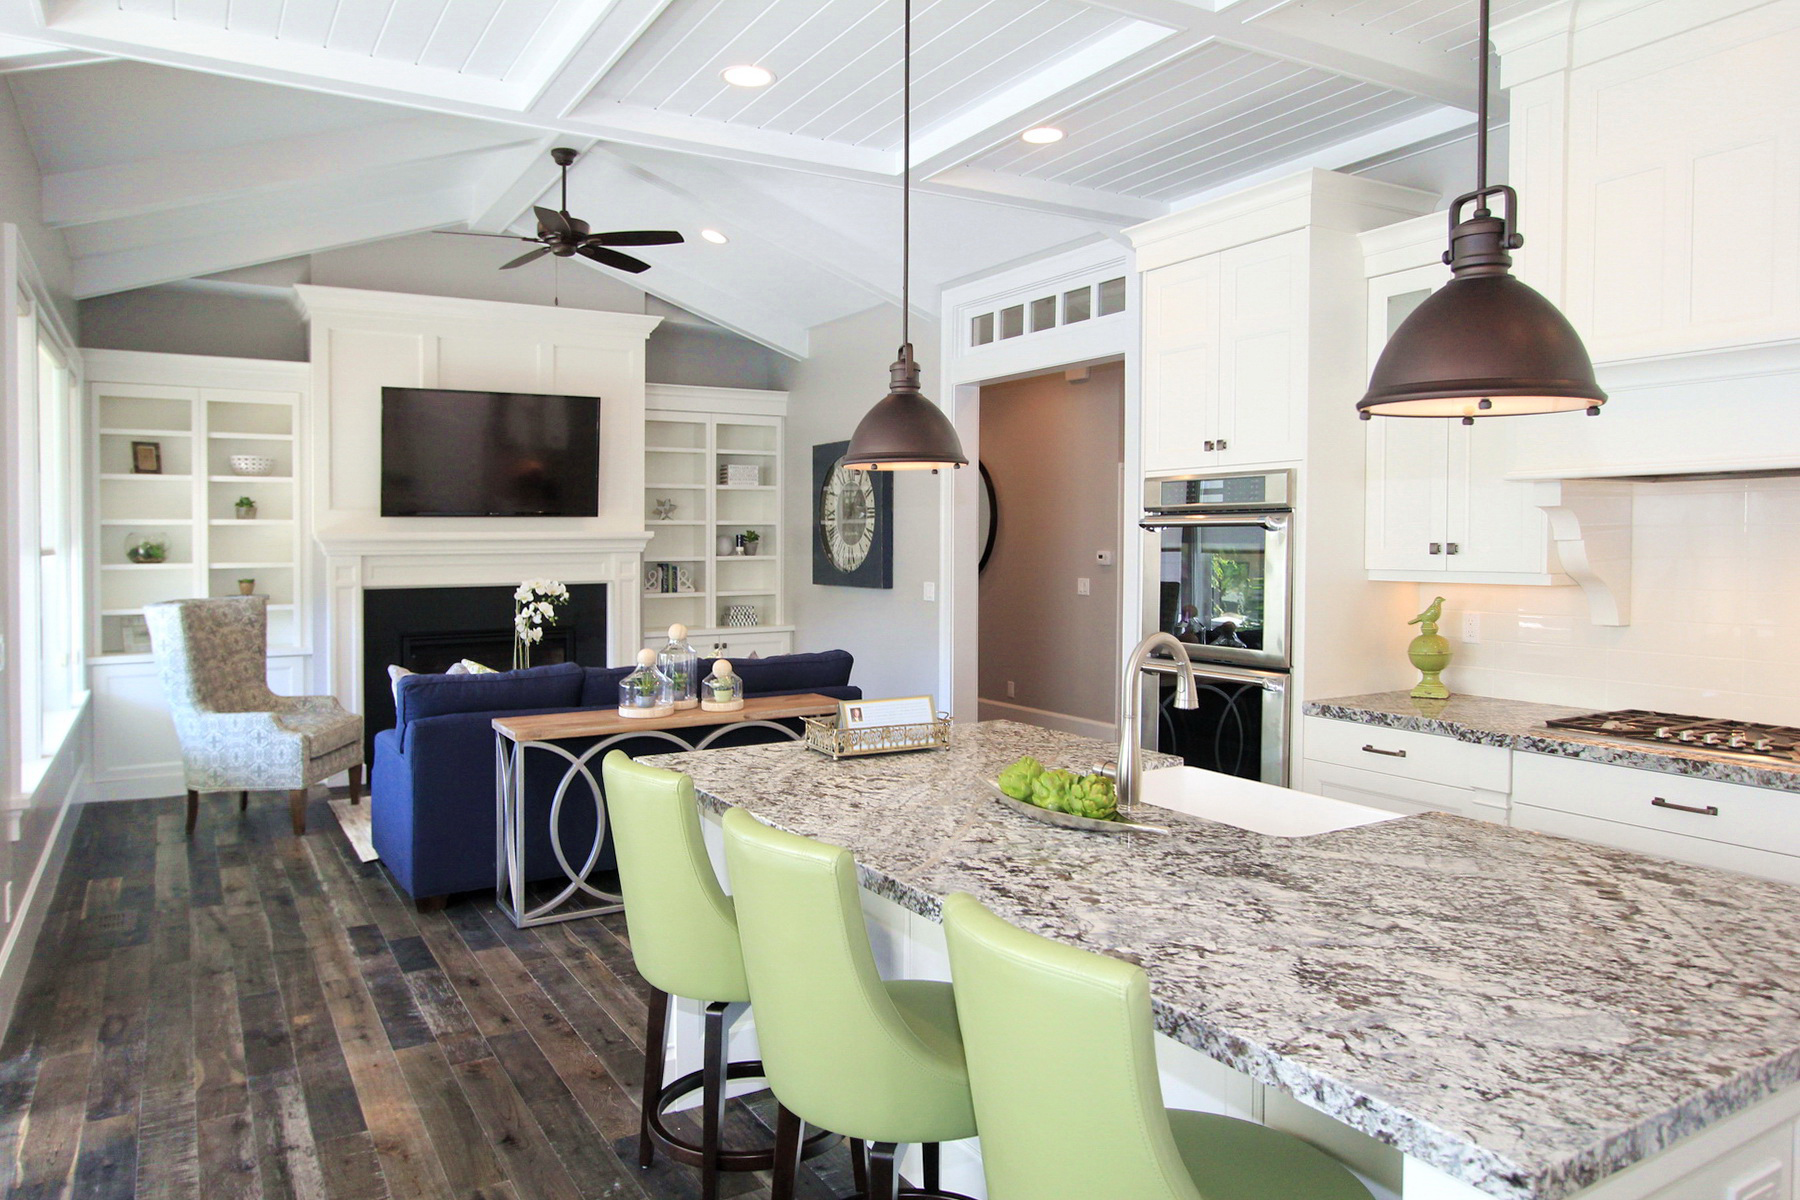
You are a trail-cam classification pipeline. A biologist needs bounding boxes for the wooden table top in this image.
[492,693,840,744]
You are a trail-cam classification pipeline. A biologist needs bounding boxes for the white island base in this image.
[658,808,1800,1200]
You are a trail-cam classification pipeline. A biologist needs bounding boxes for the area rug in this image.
[329,797,377,862]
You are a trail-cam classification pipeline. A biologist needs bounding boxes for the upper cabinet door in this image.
[1215,231,1307,468]
[1365,265,1451,575]
[1142,254,1221,474]
[1451,421,1554,577]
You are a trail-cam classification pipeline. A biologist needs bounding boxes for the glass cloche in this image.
[658,623,700,710]
[701,659,744,712]
[617,649,675,719]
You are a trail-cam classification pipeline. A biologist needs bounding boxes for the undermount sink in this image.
[1135,766,1404,838]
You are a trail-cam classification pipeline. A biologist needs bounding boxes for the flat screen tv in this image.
[380,387,601,517]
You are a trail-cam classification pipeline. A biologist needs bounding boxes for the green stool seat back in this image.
[601,752,748,1004]
[941,892,1373,1200]
[721,808,975,1147]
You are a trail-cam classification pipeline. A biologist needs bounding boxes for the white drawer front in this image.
[1512,804,1800,887]
[1303,716,1511,792]
[1300,760,1507,824]
[1512,752,1800,857]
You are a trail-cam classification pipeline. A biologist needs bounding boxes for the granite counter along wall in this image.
[1422,476,1800,727]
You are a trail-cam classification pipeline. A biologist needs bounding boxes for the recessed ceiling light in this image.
[700,229,729,244]
[721,64,775,88]
[1021,126,1065,144]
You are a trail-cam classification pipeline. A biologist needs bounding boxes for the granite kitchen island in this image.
[642,720,1800,1200]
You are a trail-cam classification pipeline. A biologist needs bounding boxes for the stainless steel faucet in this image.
[1114,632,1198,812]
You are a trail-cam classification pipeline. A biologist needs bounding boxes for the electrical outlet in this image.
[1462,612,1481,643]
[1006,681,1016,698]
[922,581,936,602]
[1077,577,1091,596]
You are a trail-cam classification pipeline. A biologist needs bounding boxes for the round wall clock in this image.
[812,440,893,589]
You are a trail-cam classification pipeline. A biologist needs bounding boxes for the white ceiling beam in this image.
[921,167,1167,224]
[520,0,677,119]
[0,31,104,71]
[1083,0,1478,110]
[42,115,533,229]
[71,185,474,298]
[466,134,594,233]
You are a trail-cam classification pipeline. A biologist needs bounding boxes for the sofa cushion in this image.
[731,649,854,694]
[578,666,634,709]
[395,661,583,738]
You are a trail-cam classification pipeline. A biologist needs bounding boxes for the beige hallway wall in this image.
[978,361,1123,728]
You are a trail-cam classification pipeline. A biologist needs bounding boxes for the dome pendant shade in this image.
[1359,271,1607,418]
[1359,187,1606,420]
[845,345,968,471]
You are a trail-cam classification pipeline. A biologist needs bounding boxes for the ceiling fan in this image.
[440,147,683,274]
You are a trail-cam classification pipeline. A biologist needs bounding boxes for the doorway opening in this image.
[975,361,1124,739]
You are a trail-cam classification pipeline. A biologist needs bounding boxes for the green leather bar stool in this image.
[600,753,834,1200]
[941,892,1376,1200]
[721,807,978,1200]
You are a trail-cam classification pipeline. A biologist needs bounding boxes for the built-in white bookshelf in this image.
[87,354,310,659]
[642,385,790,654]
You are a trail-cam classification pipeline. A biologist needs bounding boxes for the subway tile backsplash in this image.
[1426,476,1800,726]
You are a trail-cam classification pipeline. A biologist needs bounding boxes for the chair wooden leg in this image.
[414,896,447,914]
[700,1001,729,1200]
[289,789,308,837]
[185,790,199,837]
[639,988,670,1170]
[922,1142,941,1193]
[348,762,363,806]
[770,1104,803,1200]
[238,790,249,813]
[851,1139,869,1196]
[866,1142,901,1200]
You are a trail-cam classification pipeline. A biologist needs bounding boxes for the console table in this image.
[491,694,840,927]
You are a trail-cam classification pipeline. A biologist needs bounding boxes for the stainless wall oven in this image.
[1140,470,1293,785]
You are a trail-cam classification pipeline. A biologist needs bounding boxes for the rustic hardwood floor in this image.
[0,792,863,1200]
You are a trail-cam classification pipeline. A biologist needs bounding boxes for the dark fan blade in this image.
[436,230,539,240]
[577,244,651,274]
[500,246,553,270]
[534,206,573,237]
[591,230,684,247]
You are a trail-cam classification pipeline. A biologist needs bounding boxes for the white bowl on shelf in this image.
[229,454,275,476]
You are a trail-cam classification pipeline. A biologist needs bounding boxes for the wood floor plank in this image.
[134,947,198,1200]
[86,943,153,1122]
[70,1112,138,1200]
[392,1043,505,1199]
[8,1051,90,1200]
[449,1056,583,1200]
[407,922,522,1053]
[248,1074,329,1200]
[315,1132,388,1200]
[190,908,250,1125]
[196,1112,261,1200]
[482,1029,647,1200]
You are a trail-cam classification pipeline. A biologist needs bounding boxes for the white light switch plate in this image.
[1077,578,1091,596]
[923,581,936,602]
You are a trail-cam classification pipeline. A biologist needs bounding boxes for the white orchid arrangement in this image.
[512,579,570,670]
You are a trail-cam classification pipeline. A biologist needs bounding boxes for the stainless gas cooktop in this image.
[1545,709,1800,763]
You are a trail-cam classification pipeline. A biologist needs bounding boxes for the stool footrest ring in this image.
[646,1060,837,1171]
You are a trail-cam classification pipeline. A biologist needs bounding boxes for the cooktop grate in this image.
[1545,709,1800,763]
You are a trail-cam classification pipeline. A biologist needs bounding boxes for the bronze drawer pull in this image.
[1651,796,1719,817]
[1361,744,1407,758]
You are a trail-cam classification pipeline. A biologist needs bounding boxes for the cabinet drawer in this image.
[1300,760,1506,824]
[1512,752,1800,856]
[1512,803,1800,887]
[1302,716,1511,792]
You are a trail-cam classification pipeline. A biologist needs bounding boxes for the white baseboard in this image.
[88,769,184,803]
[0,763,85,1038]
[976,698,1115,742]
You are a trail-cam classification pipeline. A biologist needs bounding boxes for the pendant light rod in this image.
[901,0,911,350]
[1475,0,1490,199]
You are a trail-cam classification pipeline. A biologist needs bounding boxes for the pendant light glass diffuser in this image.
[844,0,968,471]
[1359,0,1605,422]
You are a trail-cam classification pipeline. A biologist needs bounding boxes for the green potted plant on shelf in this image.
[235,495,257,520]
[739,529,761,556]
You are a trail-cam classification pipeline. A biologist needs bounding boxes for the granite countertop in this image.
[1305,691,1800,793]
[644,721,1800,1200]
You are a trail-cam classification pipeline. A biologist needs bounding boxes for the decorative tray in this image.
[803,713,952,759]
[982,779,1168,836]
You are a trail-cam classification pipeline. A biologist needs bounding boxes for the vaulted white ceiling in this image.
[0,0,1563,357]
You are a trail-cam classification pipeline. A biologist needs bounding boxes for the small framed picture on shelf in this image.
[130,440,162,474]
[121,615,152,654]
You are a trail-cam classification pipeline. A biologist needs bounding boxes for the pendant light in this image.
[1359,0,1605,424]
[844,0,968,471]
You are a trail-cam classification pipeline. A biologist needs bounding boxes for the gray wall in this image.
[78,230,794,389]
[977,363,1123,726]
[783,304,944,700]
[0,81,75,333]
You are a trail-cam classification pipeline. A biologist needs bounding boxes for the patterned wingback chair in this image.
[144,596,363,837]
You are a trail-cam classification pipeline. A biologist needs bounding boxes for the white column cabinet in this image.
[1142,231,1307,474]
[1361,248,1561,583]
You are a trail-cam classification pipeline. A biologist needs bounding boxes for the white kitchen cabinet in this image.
[1300,715,1510,824]
[1302,759,1507,825]
[1142,231,1306,473]
[1510,752,1800,886]
[1360,246,1560,583]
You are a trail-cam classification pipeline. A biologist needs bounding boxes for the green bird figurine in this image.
[1407,596,1451,700]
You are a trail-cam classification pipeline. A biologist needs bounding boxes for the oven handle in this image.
[1140,657,1288,693]
[1139,513,1289,533]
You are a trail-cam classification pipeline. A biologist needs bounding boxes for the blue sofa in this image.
[371,651,859,907]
